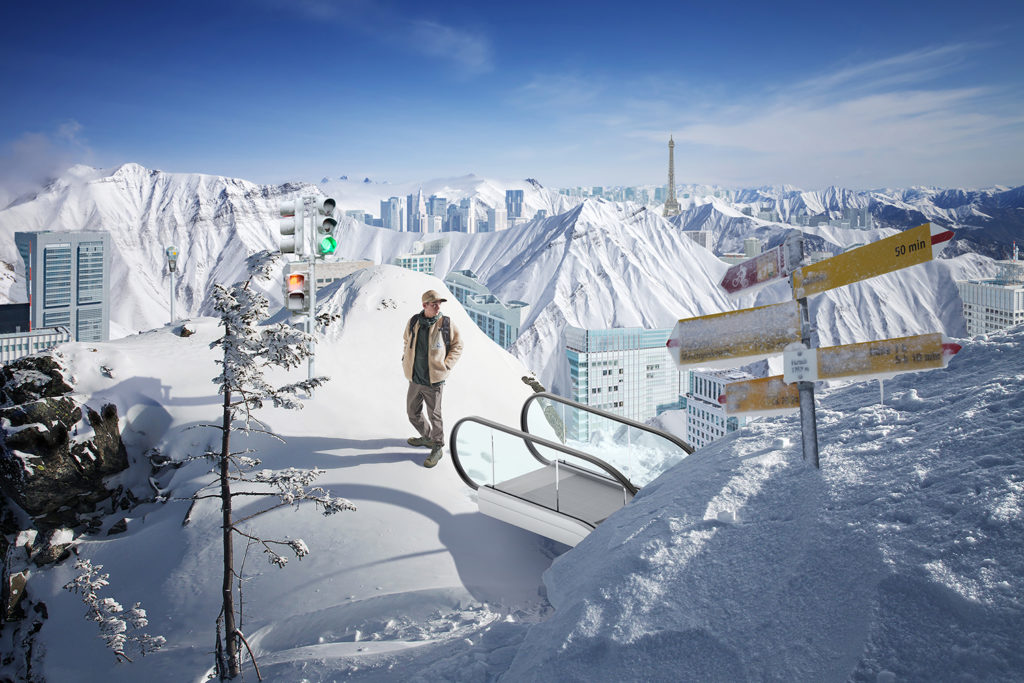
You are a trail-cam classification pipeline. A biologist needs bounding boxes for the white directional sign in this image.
[783,333,962,384]
[667,301,802,369]
[791,223,954,299]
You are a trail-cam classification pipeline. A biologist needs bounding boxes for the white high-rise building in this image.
[564,326,684,440]
[685,368,750,450]
[957,252,1024,337]
[487,206,508,232]
[444,270,529,349]
[407,190,427,233]
[458,197,477,234]
[744,238,763,257]
[424,215,443,234]
[380,197,406,231]
[683,231,712,250]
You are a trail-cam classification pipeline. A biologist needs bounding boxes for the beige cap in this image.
[422,289,447,304]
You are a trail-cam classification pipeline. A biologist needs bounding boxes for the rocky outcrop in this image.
[0,355,128,530]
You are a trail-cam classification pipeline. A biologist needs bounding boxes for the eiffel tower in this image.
[662,135,681,217]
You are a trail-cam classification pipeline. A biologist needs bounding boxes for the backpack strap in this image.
[409,314,451,353]
[408,314,418,348]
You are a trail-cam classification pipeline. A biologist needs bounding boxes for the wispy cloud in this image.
[513,73,603,110]
[270,0,493,76]
[0,121,92,203]
[408,20,492,77]
[520,43,1024,188]
[791,44,976,97]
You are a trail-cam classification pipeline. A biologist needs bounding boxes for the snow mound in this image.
[500,326,1024,681]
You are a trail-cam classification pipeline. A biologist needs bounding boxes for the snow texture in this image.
[7,257,1021,682]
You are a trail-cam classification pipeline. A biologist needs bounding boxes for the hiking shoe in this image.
[407,436,433,447]
[423,445,444,468]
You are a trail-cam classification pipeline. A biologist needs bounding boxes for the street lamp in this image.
[166,246,179,324]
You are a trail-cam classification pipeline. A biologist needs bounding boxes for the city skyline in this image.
[2,0,1023,199]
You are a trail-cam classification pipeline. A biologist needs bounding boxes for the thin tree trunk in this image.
[220,383,240,679]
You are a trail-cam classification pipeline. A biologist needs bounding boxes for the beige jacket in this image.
[402,314,464,384]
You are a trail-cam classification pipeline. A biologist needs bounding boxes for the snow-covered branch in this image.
[250,467,357,516]
[63,559,166,662]
[231,527,310,568]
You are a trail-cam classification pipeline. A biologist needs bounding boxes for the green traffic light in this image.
[318,235,338,255]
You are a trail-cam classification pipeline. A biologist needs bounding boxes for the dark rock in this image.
[4,570,29,622]
[0,356,73,408]
[0,398,128,529]
[29,528,73,567]
[178,324,195,337]
[107,518,128,536]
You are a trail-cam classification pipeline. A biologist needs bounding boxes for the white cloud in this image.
[273,0,493,75]
[519,43,1024,188]
[408,20,492,76]
[0,121,92,203]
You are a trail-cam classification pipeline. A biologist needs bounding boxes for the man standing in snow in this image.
[403,289,464,468]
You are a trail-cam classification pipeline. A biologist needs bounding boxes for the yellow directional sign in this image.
[783,333,961,383]
[667,301,802,369]
[791,223,955,299]
[720,375,800,416]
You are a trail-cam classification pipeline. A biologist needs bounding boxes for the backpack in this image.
[408,314,451,354]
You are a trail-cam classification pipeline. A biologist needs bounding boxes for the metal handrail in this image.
[448,415,640,497]
[520,391,695,455]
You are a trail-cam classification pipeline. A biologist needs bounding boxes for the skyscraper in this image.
[380,197,406,231]
[15,230,111,342]
[564,326,684,440]
[662,136,681,217]
[505,189,524,222]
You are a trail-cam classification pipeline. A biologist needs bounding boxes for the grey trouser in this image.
[407,382,445,446]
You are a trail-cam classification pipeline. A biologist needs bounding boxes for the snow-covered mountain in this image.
[4,261,1021,681]
[0,163,1010,392]
[687,184,1024,259]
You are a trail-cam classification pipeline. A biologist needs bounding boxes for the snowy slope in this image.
[498,325,1024,682]
[22,266,556,683]
[13,265,1022,682]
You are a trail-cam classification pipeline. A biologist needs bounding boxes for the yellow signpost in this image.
[671,222,960,468]
[783,333,959,383]
[667,301,802,368]
[720,375,800,417]
[791,223,954,299]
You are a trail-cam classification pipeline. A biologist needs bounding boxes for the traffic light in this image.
[279,199,305,255]
[285,270,310,312]
[315,197,338,256]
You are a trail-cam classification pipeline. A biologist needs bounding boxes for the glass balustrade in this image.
[520,393,692,488]
[450,415,638,528]
[451,418,548,490]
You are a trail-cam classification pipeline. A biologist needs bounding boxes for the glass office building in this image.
[15,231,111,342]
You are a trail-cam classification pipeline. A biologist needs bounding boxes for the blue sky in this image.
[2,0,1022,193]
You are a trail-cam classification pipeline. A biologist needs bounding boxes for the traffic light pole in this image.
[307,253,316,382]
[303,196,317,382]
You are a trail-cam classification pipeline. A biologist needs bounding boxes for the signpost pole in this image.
[796,296,819,467]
